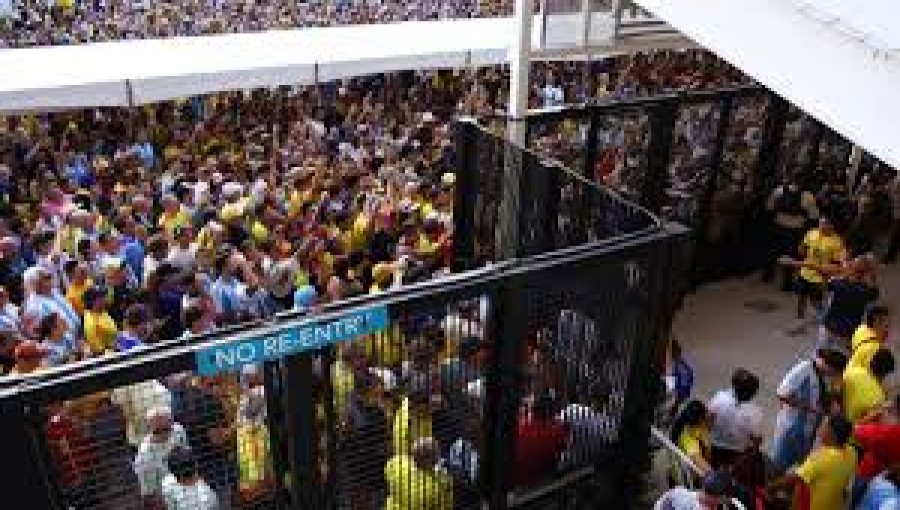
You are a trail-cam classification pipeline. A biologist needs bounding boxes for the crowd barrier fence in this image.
[515,85,859,286]
[2,119,687,509]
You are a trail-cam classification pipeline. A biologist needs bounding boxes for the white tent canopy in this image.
[636,0,900,170]
[0,18,511,111]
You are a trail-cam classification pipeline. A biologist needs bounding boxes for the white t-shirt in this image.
[133,424,189,496]
[708,388,763,452]
[161,474,219,510]
[653,487,702,510]
[167,244,198,272]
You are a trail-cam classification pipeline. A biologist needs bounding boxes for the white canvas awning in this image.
[0,14,693,113]
[0,17,512,111]
[636,0,900,169]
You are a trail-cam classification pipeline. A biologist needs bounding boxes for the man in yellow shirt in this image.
[64,261,93,316]
[385,437,453,510]
[770,415,857,510]
[82,287,118,356]
[849,305,891,371]
[797,217,847,319]
[843,348,894,423]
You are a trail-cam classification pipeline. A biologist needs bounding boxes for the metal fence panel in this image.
[323,295,493,510]
[39,369,279,510]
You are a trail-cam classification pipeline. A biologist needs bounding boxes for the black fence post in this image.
[577,108,600,244]
[543,161,560,252]
[741,93,789,272]
[1,395,57,508]
[753,93,790,204]
[453,118,479,272]
[483,281,527,510]
[802,121,825,187]
[616,224,689,508]
[692,96,733,284]
[644,101,678,214]
[263,361,289,509]
[321,347,340,510]
[282,353,320,509]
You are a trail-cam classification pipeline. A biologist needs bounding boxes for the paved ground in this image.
[673,262,900,431]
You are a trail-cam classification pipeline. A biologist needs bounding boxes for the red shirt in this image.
[46,413,94,489]
[855,423,900,479]
[513,414,567,487]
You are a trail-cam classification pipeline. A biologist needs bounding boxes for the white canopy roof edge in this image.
[0,14,694,112]
[635,0,900,170]
[0,17,514,111]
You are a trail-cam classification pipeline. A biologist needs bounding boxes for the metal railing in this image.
[650,426,747,510]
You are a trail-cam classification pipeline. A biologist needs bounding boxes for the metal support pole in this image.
[577,108,600,242]
[282,354,319,509]
[848,144,864,190]
[744,92,789,272]
[753,93,790,202]
[802,121,824,187]
[692,96,733,284]
[500,0,533,260]
[483,280,527,510]
[580,0,592,48]
[508,0,532,147]
[452,118,479,271]
[612,0,625,39]
[644,100,678,214]
[263,361,288,509]
[321,347,339,510]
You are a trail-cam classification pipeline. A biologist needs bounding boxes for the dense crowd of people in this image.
[0,0,516,48]
[658,156,900,509]
[0,49,757,509]
[3,19,895,505]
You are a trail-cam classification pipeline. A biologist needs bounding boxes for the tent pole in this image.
[499,0,533,260]
[508,0,532,146]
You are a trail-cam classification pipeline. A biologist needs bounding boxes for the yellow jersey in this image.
[795,445,857,510]
[848,324,881,371]
[843,366,885,423]
[799,229,846,284]
[83,310,117,355]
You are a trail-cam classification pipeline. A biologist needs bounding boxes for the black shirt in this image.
[822,278,878,338]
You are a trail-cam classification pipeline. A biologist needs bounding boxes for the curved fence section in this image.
[2,118,687,510]
[453,118,662,269]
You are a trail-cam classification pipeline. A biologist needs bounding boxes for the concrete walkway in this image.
[673,262,900,429]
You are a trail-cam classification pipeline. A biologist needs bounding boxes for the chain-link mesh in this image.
[41,370,277,510]
[664,102,722,226]
[323,296,492,510]
[593,112,652,206]
[470,120,660,264]
[506,243,660,501]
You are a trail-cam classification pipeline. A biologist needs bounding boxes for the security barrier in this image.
[521,86,858,285]
[2,119,686,510]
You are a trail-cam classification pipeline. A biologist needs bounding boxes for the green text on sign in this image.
[195,305,389,376]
